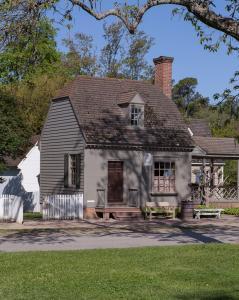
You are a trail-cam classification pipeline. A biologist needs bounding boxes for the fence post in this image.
[16,198,23,224]
[0,196,3,220]
[237,160,239,200]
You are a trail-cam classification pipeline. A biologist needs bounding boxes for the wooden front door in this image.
[108,161,124,204]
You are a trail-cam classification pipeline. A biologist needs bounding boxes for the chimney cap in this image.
[153,56,174,65]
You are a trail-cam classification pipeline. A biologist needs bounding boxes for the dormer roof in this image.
[117,91,145,105]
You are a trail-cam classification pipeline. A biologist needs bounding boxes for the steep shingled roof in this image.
[187,119,211,137]
[193,136,239,157]
[54,76,194,151]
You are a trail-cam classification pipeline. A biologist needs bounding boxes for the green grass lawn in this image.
[0,244,239,300]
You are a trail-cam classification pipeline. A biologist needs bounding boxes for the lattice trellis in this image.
[209,186,239,202]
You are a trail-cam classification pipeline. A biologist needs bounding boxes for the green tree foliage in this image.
[2,1,239,104]
[99,22,125,78]
[173,76,239,140]
[224,160,237,185]
[173,77,209,117]
[100,22,154,80]
[0,72,69,171]
[0,90,30,171]
[209,97,239,139]
[13,74,70,134]
[123,31,154,80]
[62,32,98,77]
[0,18,60,83]
[63,21,154,80]
[0,16,68,169]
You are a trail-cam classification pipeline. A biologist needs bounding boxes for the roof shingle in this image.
[193,136,239,156]
[188,119,211,137]
[55,76,194,150]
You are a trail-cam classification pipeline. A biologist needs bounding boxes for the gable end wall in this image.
[40,98,85,200]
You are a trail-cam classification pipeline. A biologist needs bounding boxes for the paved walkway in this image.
[0,216,239,252]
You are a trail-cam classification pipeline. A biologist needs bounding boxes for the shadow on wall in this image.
[3,173,40,212]
[95,148,190,207]
[84,108,192,207]
[43,107,192,207]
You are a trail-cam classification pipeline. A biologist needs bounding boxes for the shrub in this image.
[223,208,239,216]
[23,212,42,220]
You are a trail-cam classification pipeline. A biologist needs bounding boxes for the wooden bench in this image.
[145,202,176,220]
[194,208,224,219]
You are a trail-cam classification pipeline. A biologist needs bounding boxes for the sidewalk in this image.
[0,216,238,252]
[0,215,238,231]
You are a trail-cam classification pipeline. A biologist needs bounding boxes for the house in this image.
[40,56,239,218]
[0,136,40,212]
[187,119,224,187]
[187,118,239,206]
[40,56,196,219]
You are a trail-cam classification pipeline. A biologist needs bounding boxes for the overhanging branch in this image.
[69,0,239,40]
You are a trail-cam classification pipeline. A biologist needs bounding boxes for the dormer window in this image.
[130,104,144,126]
[117,91,145,127]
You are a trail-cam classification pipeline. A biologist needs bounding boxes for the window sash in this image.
[153,161,176,193]
[64,154,81,188]
[130,104,143,126]
[69,154,77,186]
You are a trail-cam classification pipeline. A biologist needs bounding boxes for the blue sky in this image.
[54,3,238,102]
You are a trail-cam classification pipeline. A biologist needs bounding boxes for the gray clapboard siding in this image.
[40,98,85,200]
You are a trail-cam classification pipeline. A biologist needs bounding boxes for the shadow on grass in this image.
[176,290,238,300]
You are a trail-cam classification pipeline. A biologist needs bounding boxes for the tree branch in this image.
[69,0,239,40]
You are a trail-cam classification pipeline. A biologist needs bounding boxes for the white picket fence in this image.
[43,193,83,220]
[0,195,23,224]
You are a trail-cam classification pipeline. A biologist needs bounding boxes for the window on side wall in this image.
[153,161,175,193]
[64,153,81,188]
[130,104,144,126]
[69,154,77,186]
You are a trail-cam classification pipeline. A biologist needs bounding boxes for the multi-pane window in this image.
[153,161,176,193]
[130,104,143,126]
[64,153,81,188]
[69,154,77,186]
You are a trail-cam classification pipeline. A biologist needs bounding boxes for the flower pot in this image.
[181,201,194,220]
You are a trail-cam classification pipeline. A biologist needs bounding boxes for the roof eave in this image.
[193,153,239,159]
[85,143,194,152]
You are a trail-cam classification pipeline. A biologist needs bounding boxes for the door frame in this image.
[107,160,125,206]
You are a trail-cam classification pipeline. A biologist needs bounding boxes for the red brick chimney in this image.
[153,56,174,99]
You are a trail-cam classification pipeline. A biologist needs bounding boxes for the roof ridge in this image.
[75,74,153,85]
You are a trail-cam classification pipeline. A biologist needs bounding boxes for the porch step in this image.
[96,207,141,213]
[112,211,143,220]
[95,207,143,220]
